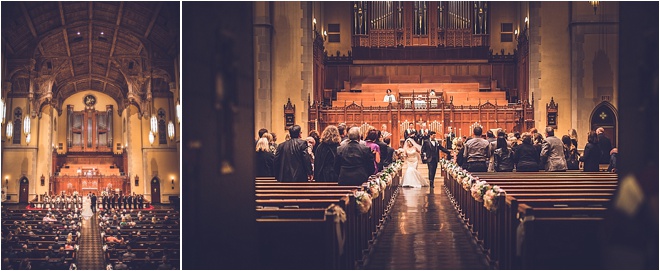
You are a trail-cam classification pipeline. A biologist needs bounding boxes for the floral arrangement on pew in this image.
[483,185,505,212]
[470,180,490,202]
[367,177,382,199]
[354,190,373,214]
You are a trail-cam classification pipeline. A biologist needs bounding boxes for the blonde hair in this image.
[569,129,578,139]
[321,125,341,144]
[262,132,273,143]
[255,138,270,152]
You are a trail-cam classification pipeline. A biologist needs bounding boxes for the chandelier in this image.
[590,1,599,14]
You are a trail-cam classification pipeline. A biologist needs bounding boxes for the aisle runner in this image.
[77,215,105,270]
[364,164,490,269]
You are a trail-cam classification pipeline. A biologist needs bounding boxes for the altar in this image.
[51,175,130,195]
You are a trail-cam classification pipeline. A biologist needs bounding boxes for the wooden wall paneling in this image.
[325,66,338,89]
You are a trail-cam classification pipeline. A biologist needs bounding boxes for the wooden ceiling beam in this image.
[105,2,124,94]
[58,2,66,26]
[20,2,38,38]
[144,2,163,39]
[88,2,93,86]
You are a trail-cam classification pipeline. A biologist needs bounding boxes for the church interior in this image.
[183,1,657,270]
[2,2,180,270]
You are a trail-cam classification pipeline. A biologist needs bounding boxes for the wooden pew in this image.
[441,164,617,269]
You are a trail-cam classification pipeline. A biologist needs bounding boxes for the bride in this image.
[401,138,430,188]
[81,193,93,219]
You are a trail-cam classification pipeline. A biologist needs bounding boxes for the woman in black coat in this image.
[255,138,275,177]
[579,131,602,172]
[513,133,540,172]
[314,125,341,182]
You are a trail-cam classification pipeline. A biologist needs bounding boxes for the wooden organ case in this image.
[67,105,113,152]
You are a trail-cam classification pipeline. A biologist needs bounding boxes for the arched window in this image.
[13,108,22,144]
[157,108,167,144]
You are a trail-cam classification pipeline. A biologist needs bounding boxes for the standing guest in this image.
[338,123,348,142]
[579,131,602,172]
[364,129,382,174]
[111,194,117,209]
[492,135,515,172]
[118,194,124,209]
[308,130,321,154]
[314,125,340,182]
[568,128,579,149]
[596,127,613,164]
[417,123,430,144]
[256,128,269,145]
[404,123,417,140]
[274,125,313,182]
[376,130,389,171]
[126,194,133,210]
[463,126,491,172]
[335,127,374,186]
[454,138,466,167]
[305,137,316,172]
[486,130,496,143]
[284,133,291,141]
[380,124,392,139]
[540,127,567,172]
[270,133,279,151]
[255,138,275,177]
[513,133,541,172]
[382,137,395,166]
[607,148,618,173]
[421,131,452,187]
[262,133,277,154]
[133,193,138,209]
[138,195,144,209]
[445,126,456,150]
[562,135,580,170]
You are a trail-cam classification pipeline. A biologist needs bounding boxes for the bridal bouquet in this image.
[354,191,372,214]
[483,185,505,212]
[470,181,490,202]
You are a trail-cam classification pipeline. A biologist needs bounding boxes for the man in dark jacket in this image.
[421,131,451,187]
[596,127,613,164]
[382,138,395,167]
[375,131,389,171]
[335,127,375,186]
[274,125,313,182]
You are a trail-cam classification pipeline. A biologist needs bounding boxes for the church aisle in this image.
[77,215,105,270]
[364,164,490,270]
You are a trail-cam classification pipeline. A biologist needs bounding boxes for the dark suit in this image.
[255,150,275,177]
[382,146,395,167]
[102,196,107,210]
[91,195,97,213]
[127,195,133,209]
[404,129,417,140]
[335,141,375,186]
[273,138,313,182]
[422,139,451,186]
[111,196,117,209]
[376,140,389,171]
[597,133,612,164]
[138,195,144,209]
[313,142,339,183]
[446,132,456,149]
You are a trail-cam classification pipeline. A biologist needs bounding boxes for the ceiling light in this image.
[100,32,104,35]
[77,32,81,35]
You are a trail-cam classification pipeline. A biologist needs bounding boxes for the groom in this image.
[91,193,97,213]
[422,131,451,187]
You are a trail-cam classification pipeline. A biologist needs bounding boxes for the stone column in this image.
[254,2,273,132]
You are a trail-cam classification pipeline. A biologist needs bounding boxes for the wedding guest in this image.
[492,135,514,172]
[562,135,580,170]
[308,130,321,154]
[255,138,274,177]
[463,126,491,172]
[579,131,602,172]
[364,129,381,174]
[513,133,540,172]
[596,127,613,164]
[314,125,341,183]
[256,128,269,144]
[540,127,567,172]
[261,133,277,154]
[607,148,618,173]
[335,127,374,186]
[274,125,313,182]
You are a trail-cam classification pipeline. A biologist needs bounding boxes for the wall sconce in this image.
[5,178,8,187]
[135,175,139,187]
[312,18,317,32]
[6,121,13,140]
[171,178,174,189]
[41,175,45,186]
[524,16,529,29]
[148,130,155,145]
[323,30,328,41]
[25,133,31,144]
[167,121,175,140]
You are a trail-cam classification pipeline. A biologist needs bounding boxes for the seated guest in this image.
[122,246,136,261]
[335,127,374,186]
[106,235,124,244]
[314,125,340,182]
[513,133,540,172]
[255,138,275,177]
[382,137,395,167]
[383,89,396,102]
[273,125,313,182]
[579,131,602,172]
[114,256,128,270]
[157,256,173,270]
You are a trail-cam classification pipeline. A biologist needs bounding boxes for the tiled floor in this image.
[364,164,490,270]
[77,214,105,270]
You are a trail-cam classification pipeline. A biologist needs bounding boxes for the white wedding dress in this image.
[81,196,93,219]
[401,140,430,188]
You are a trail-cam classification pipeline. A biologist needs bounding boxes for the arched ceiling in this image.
[1,1,179,113]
